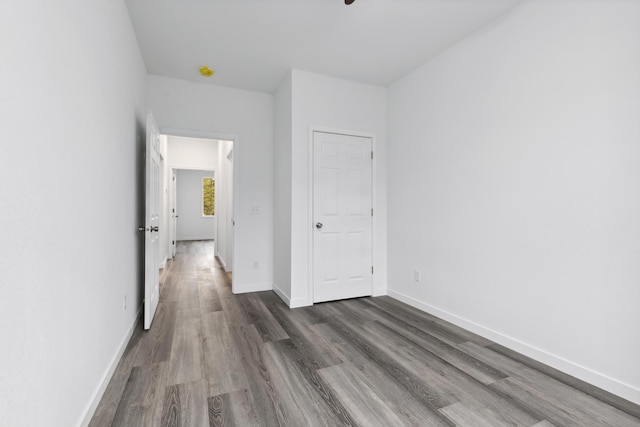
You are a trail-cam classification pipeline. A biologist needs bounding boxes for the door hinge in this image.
[371,266,374,274]
[172,240,175,245]
[371,208,373,216]
[371,151,374,160]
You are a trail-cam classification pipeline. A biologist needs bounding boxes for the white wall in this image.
[148,75,273,292]
[0,0,148,425]
[286,69,388,307]
[167,135,218,170]
[387,0,640,404]
[176,169,216,241]
[273,71,293,301]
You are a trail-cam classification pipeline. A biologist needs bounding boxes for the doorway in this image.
[173,168,216,242]
[162,132,236,289]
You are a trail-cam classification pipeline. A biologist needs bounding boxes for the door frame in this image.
[161,127,239,294]
[170,167,217,252]
[169,168,177,259]
[307,126,377,304]
[223,147,234,274]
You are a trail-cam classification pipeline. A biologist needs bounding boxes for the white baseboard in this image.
[78,307,142,427]
[216,255,228,272]
[233,282,272,294]
[290,297,313,308]
[272,284,291,306]
[387,289,640,405]
[372,287,387,297]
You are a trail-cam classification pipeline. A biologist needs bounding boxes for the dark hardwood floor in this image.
[90,240,640,426]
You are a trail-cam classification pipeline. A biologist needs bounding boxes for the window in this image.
[203,177,215,216]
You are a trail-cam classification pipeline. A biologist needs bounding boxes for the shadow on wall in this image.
[135,117,146,308]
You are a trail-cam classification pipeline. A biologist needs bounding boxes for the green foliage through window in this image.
[203,177,215,216]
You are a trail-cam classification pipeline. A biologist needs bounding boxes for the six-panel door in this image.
[313,131,373,303]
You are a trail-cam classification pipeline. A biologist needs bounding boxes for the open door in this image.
[143,111,161,330]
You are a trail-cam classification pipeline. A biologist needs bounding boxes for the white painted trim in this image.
[216,255,228,272]
[290,297,313,309]
[372,287,387,297]
[230,143,238,291]
[272,283,313,308]
[272,284,291,306]
[233,282,273,294]
[169,168,177,259]
[168,164,216,171]
[308,126,377,305]
[159,256,167,270]
[307,128,314,304]
[161,127,237,142]
[78,307,142,427]
[387,289,640,405]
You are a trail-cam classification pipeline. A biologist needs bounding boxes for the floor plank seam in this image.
[90,240,640,427]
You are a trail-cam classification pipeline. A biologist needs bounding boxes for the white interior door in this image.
[144,111,161,330]
[313,131,373,303]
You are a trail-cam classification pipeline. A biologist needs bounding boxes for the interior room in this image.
[1,0,639,425]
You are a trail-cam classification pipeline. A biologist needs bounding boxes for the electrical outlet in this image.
[252,259,259,269]
[413,269,421,283]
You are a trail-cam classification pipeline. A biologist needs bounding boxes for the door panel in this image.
[144,111,161,330]
[347,231,365,279]
[322,168,339,215]
[313,131,372,303]
[347,170,364,215]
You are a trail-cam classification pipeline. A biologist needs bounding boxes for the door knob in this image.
[138,226,147,232]
[316,222,323,229]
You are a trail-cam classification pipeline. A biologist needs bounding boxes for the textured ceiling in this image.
[125,0,523,93]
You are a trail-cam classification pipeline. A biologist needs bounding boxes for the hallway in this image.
[89,241,640,426]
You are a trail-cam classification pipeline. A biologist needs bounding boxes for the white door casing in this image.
[313,131,373,303]
[170,169,177,259]
[144,111,161,330]
[226,147,234,273]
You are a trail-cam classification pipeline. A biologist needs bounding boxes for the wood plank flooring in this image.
[90,240,640,427]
